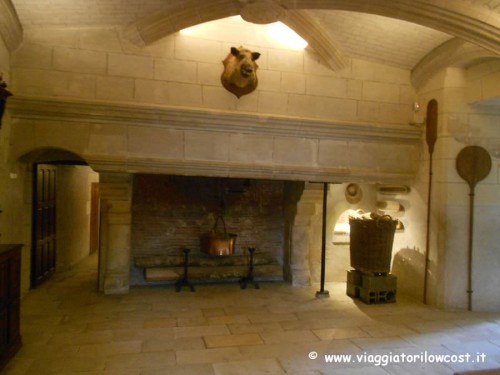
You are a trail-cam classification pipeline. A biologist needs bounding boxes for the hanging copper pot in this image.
[200,216,237,256]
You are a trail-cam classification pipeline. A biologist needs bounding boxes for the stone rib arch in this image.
[122,0,242,46]
[122,0,500,72]
[283,0,500,55]
[0,0,23,51]
[411,38,500,90]
[282,10,349,71]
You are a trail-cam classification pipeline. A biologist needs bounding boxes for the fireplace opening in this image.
[131,174,300,285]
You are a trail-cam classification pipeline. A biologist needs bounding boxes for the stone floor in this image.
[2,254,500,375]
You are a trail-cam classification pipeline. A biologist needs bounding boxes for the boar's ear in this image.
[252,52,261,61]
[230,47,240,57]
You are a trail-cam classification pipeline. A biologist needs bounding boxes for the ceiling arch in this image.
[123,0,500,56]
[277,10,348,71]
[0,0,22,51]
[282,0,500,55]
[411,38,499,89]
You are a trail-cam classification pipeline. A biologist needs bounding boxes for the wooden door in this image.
[32,164,57,288]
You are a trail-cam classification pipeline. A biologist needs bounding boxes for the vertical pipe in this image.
[316,182,329,298]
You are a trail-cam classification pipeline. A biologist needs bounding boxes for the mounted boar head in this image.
[221,46,261,98]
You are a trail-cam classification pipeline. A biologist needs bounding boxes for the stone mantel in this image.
[8,96,421,183]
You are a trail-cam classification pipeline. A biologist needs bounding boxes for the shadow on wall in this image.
[392,247,425,301]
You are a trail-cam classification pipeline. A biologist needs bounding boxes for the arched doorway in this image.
[19,148,99,288]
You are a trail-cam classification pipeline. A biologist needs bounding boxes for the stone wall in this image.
[56,165,99,269]
[415,66,500,311]
[11,19,414,126]
[0,31,32,297]
[8,20,420,183]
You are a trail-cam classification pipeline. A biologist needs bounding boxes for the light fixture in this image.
[409,101,425,127]
[180,17,308,50]
[267,22,308,49]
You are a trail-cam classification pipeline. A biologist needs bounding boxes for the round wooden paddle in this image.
[456,145,492,311]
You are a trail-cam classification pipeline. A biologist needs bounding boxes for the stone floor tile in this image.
[48,331,114,345]
[76,340,143,357]
[142,336,205,352]
[227,322,283,334]
[142,337,206,352]
[313,327,371,340]
[72,370,140,375]
[143,317,177,328]
[402,330,468,347]
[207,314,250,325]
[383,362,456,375]
[175,347,243,365]
[359,323,418,338]
[141,363,215,375]
[247,312,298,324]
[321,367,392,375]
[405,320,462,334]
[212,358,285,375]
[174,324,230,339]
[16,343,79,359]
[260,329,320,344]
[203,308,226,317]
[204,333,264,348]
[24,356,105,374]
[85,319,146,331]
[104,351,176,370]
[112,326,175,341]
[238,342,312,360]
[350,337,415,351]
[176,316,208,327]
[281,317,355,331]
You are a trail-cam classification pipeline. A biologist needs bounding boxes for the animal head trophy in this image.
[221,46,260,98]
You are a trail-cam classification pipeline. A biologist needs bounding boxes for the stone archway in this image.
[18,147,99,287]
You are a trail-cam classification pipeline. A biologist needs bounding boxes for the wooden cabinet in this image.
[0,244,22,370]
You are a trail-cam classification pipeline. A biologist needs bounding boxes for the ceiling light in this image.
[179,25,199,36]
[180,17,308,50]
[267,22,308,49]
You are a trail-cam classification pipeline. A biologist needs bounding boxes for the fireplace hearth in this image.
[131,174,293,285]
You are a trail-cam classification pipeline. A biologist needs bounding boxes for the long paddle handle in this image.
[423,155,433,304]
[467,187,475,311]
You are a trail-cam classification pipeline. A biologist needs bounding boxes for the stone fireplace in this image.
[130,174,291,284]
[8,97,421,295]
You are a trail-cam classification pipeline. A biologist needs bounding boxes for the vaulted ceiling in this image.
[5,0,500,88]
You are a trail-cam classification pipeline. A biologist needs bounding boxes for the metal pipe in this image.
[316,182,329,298]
